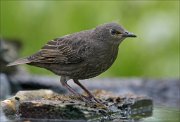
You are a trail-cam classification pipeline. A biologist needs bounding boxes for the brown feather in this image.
[26,37,84,64]
[7,58,31,66]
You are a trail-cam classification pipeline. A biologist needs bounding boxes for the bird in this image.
[7,22,136,103]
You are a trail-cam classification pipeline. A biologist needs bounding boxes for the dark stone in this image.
[1,90,153,121]
[0,38,22,74]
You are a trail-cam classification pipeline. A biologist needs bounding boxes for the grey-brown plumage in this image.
[8,23,136,102]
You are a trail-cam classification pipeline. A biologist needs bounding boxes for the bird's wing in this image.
[28,37,84,64]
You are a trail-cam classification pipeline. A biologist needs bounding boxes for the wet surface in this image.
[1,107,179,122]
[144,106,180,122]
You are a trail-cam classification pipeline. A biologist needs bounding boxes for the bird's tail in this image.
[7,57,31,66]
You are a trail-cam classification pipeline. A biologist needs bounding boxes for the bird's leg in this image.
[60,76,79,95]
[60,77,86,100]
[73,79,100,103]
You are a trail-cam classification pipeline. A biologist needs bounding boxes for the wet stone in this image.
[1,89,153,121]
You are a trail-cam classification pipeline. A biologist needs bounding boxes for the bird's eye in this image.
[110,29,121,35]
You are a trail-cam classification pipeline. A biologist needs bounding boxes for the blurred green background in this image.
[1,1,179,78]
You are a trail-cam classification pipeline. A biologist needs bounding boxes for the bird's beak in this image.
[122,32,137,38]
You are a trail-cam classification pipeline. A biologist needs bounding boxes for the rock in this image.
[1,89,54,119]
[0,38,22,74]
[1,89,153,121]
[1,99,17,119]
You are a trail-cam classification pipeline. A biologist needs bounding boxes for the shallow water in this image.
[143,106,180,122]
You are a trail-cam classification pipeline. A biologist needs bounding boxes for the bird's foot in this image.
[82,95,108,109]
[82,94,107,105]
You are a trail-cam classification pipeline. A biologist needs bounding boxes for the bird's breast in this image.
[81,45,119,79]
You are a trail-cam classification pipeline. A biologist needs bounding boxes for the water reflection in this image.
[144,106,180,122]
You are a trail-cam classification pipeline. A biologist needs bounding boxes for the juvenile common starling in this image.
[7,23,136,102]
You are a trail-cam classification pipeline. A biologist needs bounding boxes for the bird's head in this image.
[93,22,136,45]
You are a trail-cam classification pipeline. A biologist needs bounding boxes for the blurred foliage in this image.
[0,0,179,78]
